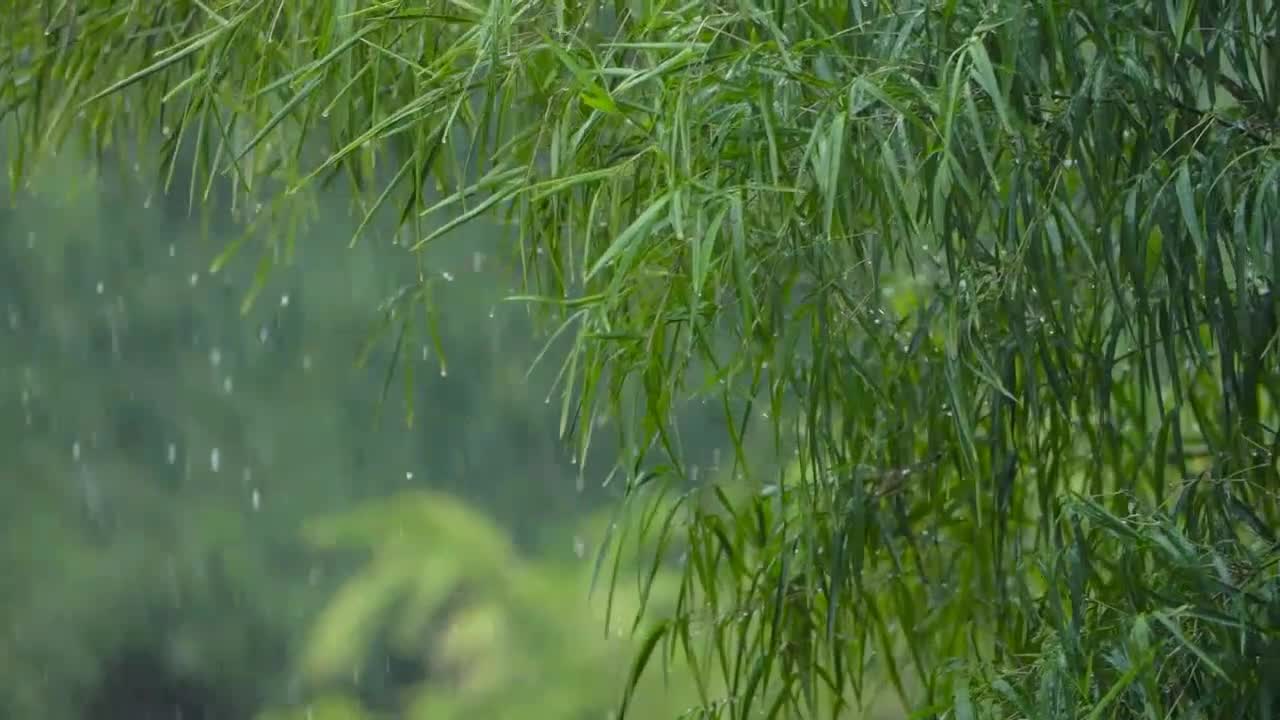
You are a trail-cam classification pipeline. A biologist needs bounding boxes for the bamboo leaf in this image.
[586,192,671,281]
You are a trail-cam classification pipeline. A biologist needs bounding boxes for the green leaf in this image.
[586,192,671,281]
[967,38,1011,132]
[619,620,669,720]
[1175,163,1204,246]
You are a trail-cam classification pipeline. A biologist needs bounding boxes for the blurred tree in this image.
[256,489,697,720]
[0,140,726,716]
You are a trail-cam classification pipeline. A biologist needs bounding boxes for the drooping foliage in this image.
[5,0,1280,717]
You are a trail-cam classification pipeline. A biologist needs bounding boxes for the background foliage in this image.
[0,144,714,718]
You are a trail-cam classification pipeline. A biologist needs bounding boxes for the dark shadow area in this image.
[81,648,244,720]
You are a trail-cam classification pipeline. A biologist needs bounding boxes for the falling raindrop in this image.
[439,367,447,377]
[26,231,35,248]
[143,195,152,209]
[441,271,455,282]
[280,294,290,307]
[189,273,199,287]
[573,536,586,558]
[302,355,313,371]
[167,443,177,464]
[210,347,222,367]
[258,325,270,343]
[405,471,414,480]
[96,281,104,295]
[223,376,233,393]
[72,440,81,462]
[210,448,221,472]
[169,243,176,257]
[251,488,261,510]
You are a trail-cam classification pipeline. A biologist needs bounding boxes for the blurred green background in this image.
[0,142,721,719]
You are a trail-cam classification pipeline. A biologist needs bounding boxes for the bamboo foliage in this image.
[4,0,1280,717]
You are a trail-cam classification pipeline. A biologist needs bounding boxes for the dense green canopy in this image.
[6,0,1280,717]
